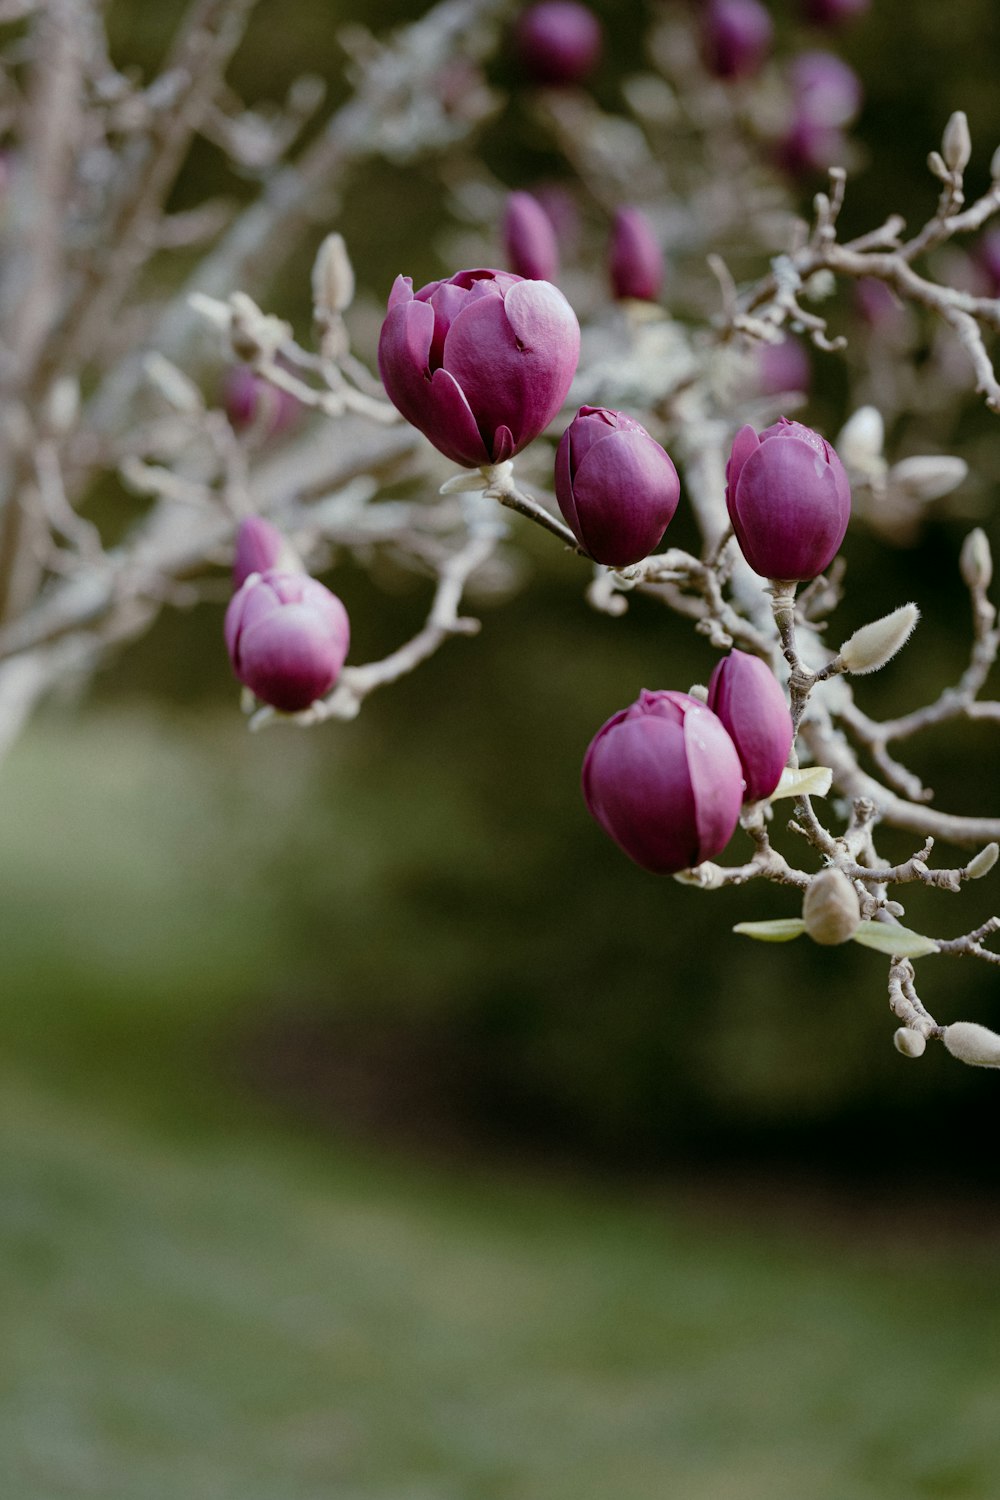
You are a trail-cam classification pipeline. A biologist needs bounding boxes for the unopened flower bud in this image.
[942,1021,1000,1068]
[755,335,811,397]
[725,417,851,582]
[555,406,680,565]
[802,867,861,944]
[888,454,967,502]
[836,405,884,472]
[312,232,355,318]
[608,206,664,302]
[942,111,972,175]
[839,602,920,675]
[701,0,773,82]
[966,842,999,880]
[513,1,602,87]
[582,690,743,875]
[232,517,304,590]
[224,366,301,438]
[893,1027,926,1058]
[960,527,993,592]
[789,51,863,129]
[707,649,793,802]
[502,191,560,282]
[224,569,350,712]
[801,0,869,26]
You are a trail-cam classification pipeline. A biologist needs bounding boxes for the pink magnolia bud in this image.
[707,650,793,802]
[726,417,851,582]
[555,406,680,565]
[223,366,300,437]
[513,1,602,86]
[702,0,774,81]
[975,227,1000,296]
[503,191,560,282]
[377,268,580,470]
[854,276,905,330]
[608,207,664,302]
[789,51,862,128]
[802,0,869,25]
[775,118,849,177]
[582,690,744,875]
[232,517,303,590]
[224,570,350,712]
[755,335,811,396]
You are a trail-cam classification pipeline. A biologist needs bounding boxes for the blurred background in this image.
[4,0,1000,1495]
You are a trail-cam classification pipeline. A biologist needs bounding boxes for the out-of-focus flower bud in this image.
[701,0,773,82]
[960,527,993,593]
[975,227,1000,294]
[839,602,920,675]
[888,454,967,503]
[836,405,884,474]
[789,51,862,128]
[608,206,664,302]
[232,517,304,591]
[854,277,906,331]
[311,232,355,319]
[966,842,999,880]
[802,0,869,24]
[707,649,793,802]
[582,689,743,875]
[555,406,680,565]
[942,1021,1000,1068]
[503,191,560,282]
[755,335,811,396]
[726,417,852,582]
[223,366,301,437]
[513,1,602,86]
[802,867,861,945]
[775,119,849,177]
[942,111,972,175]
[377,267,580,470]
[224,570,350,712]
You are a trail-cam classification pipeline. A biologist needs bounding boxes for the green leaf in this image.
[769,766,833,801]
[732,918,807,943]
[851,920,939,959]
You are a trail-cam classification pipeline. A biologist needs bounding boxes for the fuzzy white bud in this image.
[893,1027,926,1058]
[960,528,993,592]
[802,868,861,945]
[942,1021,1000,1068]
[687,683,709,703]
[966,843,999,880]
[889,454,967,502]
[839,603,920,675]
[836,406,885,473]
[312,232,355,319]
[942,111,972,174]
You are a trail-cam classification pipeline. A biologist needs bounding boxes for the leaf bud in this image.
[893,1027,926,1058]
[942,1021,1000,1068]
[888,454,967,502]
[960,527,993,593]
[312,232,355,319]
[966,842,999,880]
[838,602,920,675]
[942,111,972,174]
[802,867,861,945]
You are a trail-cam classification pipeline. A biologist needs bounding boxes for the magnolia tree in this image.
[4,0,1000,1070]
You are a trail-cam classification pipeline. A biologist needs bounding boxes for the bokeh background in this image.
[4,0,1000,1496]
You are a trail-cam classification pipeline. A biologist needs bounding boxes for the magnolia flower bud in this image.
[960,527,993,592]
[502,191,560,282]
[942,111,972,175]
[838,602,920,675]
[224,367,301,438]
[378,268,580,469]
[725,417,852,582]
[755,336,811,397]
[225,570,350,712]
[701,0,773,81]
[788,51,863,129]
[608,207,664,303]
[966,842,999,880]
[312,232,355,319]
[942,1021,1000,1068]
[893,1027,927,1058]
[802,867,861,945]
[555,406,680,565]
[232,517,304,590]
[888,454,967,502]
[836,405,884,472]
[801,0,869,25]
[707,650,793,802]
[513,1,602,87]
[582,690,743,875]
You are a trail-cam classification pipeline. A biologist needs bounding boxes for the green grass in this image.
[1,707,999,1499]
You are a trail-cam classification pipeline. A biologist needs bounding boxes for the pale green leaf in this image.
[851,920,939,959]
[732,918,807,943]
[769,766,833,802]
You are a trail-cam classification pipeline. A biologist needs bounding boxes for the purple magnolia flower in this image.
[726,417,852,581]
[608,207,664,302]
[701,0,774,81]
[225,570,350,713]
[513,1,602,86]
[503,191,560,282]
[755,335,811,397]
[802,0,869,25]
[582,690,744,875]
[377,268,580,469]
[232,517,302,590]
[775,118,848,177]
[707,650,793,802]
[789,51,862,128]
[555,406,680,565]
[223,366,300,437]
